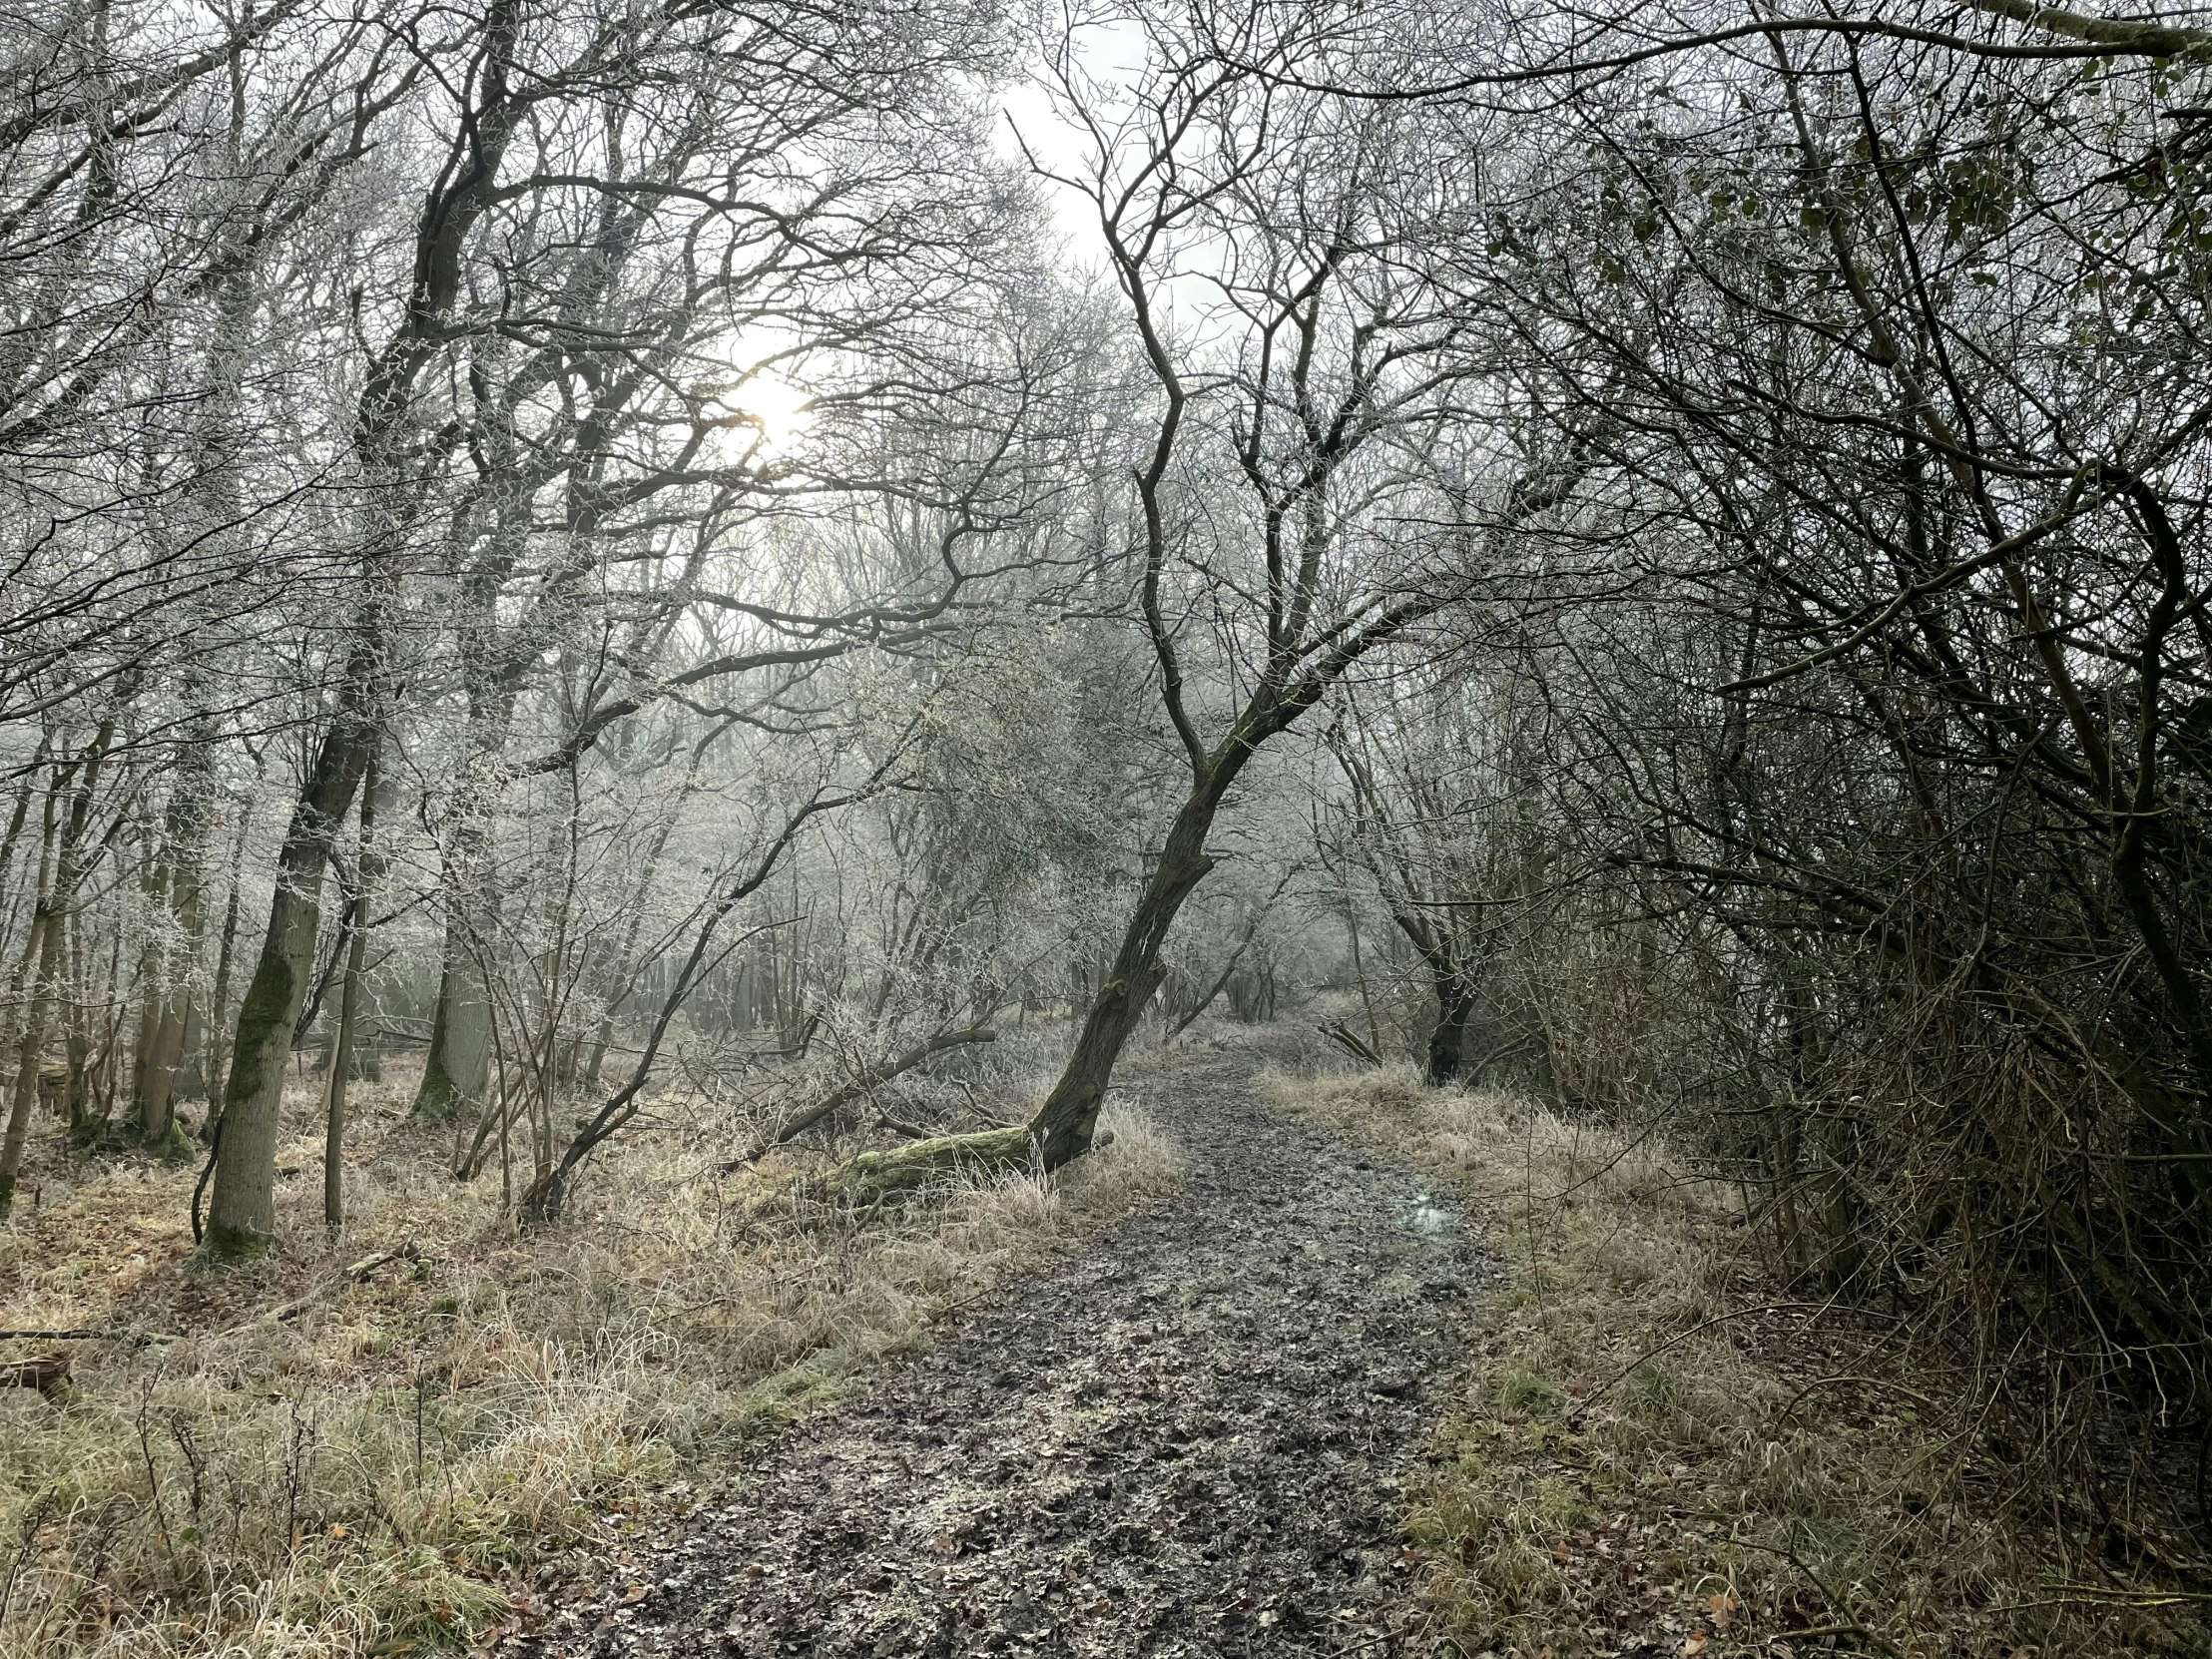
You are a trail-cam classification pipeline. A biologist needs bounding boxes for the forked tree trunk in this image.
[1020,606,1436,1170]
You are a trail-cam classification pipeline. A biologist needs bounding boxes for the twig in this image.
[212,1295,317,1339]
[1998,1581,2212,1608]
[1716,1534,1906,1658]
[926,1286,998,1323]
[1776,1373,1942,1429]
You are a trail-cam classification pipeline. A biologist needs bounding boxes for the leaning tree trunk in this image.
[1028,793,1222,1170]
[203,644,381,1257]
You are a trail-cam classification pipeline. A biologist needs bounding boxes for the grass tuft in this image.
[1264,1063,2210,1659]
[0,1065,1181,1658]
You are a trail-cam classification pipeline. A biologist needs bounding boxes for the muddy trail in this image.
[522,1056,1482,1658]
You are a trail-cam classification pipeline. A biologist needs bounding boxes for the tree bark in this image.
[203,639,381,1256]
[413,802,496,1117]
[1029,794,1219,1170]
[0,723,115,1217]
[1424,963,1478,1087]
[198,798,252,1136]
[132,726,215,1156]
[323,751,382,1232]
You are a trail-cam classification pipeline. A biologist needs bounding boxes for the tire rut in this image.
[525,1057,1481,1658]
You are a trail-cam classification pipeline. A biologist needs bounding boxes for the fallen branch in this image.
[209,1295,318,1340]
[723,1026,997,1172]
[1319,1020,1382,1065]
[343,1243,418,1281]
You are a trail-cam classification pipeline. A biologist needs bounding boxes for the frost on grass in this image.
[0,1069,1181,1659]
[1264,1064,2209,1659]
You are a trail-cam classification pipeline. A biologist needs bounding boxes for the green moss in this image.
[825,1125,1033,1205]
[200,1218,275,1261]
[411,1057,461,1120]
[134,1118,197,1164]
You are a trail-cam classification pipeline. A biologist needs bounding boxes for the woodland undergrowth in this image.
[0,1054,1181,1659]
[1269,1065,2212,1659]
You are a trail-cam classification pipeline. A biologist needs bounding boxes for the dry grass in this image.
[0,1059,1181,1659]
[1263,1064,2211,1659]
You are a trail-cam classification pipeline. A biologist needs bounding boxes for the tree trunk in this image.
[0,903,63,1219]
[0,724,116,1217]
[133,751,210,1157]
[1348,907,1383,1061]
[1028,795,1218,1170]
[323,757,381,1232]
[203,641,381,1257]
[415,952,491,1117]
[199,807,251,1136]
[1424,962,1477,1087]
[175,1002,207,1103]
[413,807,494,1119]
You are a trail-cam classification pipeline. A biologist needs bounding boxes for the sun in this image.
[723,370,816,455]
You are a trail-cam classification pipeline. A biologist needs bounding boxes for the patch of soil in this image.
[522,1056,1480,1657]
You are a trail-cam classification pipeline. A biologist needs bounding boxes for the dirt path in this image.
[524,1056,1480,1658]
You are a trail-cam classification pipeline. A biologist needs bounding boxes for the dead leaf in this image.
[622,1583,648,1604]
[1681,1634,1707,1657]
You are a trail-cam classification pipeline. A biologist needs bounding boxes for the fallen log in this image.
[1319,1020,1382,1065]
[723,1026,996,1172]
[823,1125,1034,1206]
[0,1353,69,1394]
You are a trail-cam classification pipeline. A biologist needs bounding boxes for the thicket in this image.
[4,0,2211,1625]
